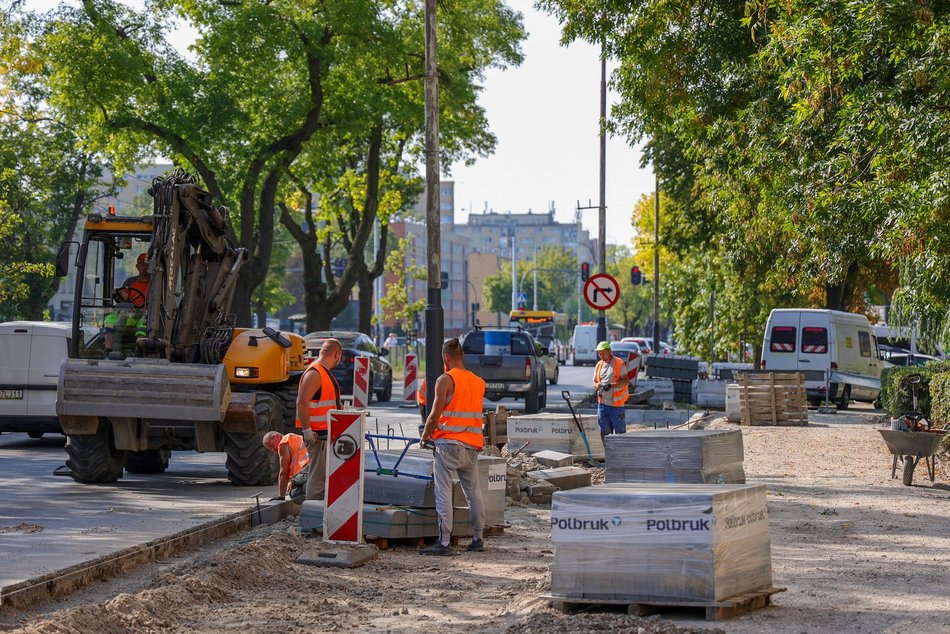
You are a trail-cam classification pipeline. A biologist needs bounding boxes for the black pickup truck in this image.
[460,328,547,413]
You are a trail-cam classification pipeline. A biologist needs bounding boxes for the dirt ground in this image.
[2,408,949,634]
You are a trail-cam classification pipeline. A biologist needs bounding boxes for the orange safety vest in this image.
[126,278,150,308]
[278,433,309,479]
[295,361,339,432]
[417,378,427,406]
[594,356,629,407]
[432,368,485,450]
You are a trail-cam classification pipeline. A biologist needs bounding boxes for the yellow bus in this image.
[508,310,567,363]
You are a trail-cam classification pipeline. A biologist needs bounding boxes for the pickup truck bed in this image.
[461,329,547,413]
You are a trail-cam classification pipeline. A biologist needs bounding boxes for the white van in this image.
[0,321,70,437]
[571,324,599,366]
[761,309,882,407]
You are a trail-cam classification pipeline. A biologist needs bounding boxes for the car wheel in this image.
[549,365,559,386]
[525,388,540,414]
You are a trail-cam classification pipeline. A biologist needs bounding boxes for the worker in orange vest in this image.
[593,341,630,442]
[417,378,427,423]
[262,431,309,500]
[295,338,343,500]
[419,338,486,556]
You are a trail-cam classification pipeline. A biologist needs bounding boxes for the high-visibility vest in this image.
[432,368,485,449]
[295,361,338,432]
[594,356,629,407]
[278,433,309,479]
[417,378,427,406]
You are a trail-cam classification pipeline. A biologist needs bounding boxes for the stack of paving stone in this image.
[549,483,772,602]
[299,448,505,539]
[604,430,745,484]
[506,412,605,461]
[646,355,700,403]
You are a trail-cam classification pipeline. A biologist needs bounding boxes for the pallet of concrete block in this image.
[630,378,674,404]
[672,378,692,403]
[482,405,508,449]
[693,379,727,409]
[646,355,700,381]
[604,430,745,484]
[548,484,774,608]
[736,371,808,426]
[300,500,473,541]
[507,412,605,461]
[712,363,754,382]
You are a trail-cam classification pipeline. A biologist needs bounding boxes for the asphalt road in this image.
[0,363,592,594]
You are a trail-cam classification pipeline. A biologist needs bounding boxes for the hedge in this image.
[879,366,934,418]
[929,370,950,426]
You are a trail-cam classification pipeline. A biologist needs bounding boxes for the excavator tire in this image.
[225,393,281,486]
[125,448,171,474]
[66,418,127,484]
[274,384,299,434]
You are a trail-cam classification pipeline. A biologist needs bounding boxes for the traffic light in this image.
[440,271,449,289]
[581,262,590,281]
[631,266,643,285]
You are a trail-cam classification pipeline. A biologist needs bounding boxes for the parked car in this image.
[882,352,936,368]
[622,337,653,355]
[304,331,393,402]
[610,341,642,381]
[535,339,560,385]
[460,328,547,413]
[0,321,70,437]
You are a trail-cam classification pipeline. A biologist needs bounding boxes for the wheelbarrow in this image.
[878,429,946,486]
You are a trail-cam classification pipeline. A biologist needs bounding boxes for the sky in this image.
[449,0,655,247]
[25,0,655,247]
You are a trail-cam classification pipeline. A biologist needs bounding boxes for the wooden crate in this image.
[483,405,509,448]
[737,372,808,426]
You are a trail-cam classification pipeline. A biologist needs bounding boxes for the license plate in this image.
[486,383,504,390]
[0,389,23,400]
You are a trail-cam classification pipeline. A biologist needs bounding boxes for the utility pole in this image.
[373,218,381,345]
[596,46,608,345]
[423,0,442,414]
[510,228,517,312]
[652,173,661,349]
[533,248,538,311]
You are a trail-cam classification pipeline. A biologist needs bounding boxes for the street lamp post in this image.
[423,0,442,415]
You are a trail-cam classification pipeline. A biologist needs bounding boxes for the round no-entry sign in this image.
[584,273,620,310]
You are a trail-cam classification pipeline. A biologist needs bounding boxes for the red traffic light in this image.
[631,266,643,285]
[581,262,590,281]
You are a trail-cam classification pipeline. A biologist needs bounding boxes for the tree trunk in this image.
[357,272,374,335]
[825,261,860,312]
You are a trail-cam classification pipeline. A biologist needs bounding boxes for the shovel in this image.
[561,390,604,467]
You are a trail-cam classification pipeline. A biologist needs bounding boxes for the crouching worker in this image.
[263,431,309,500]
[419,338,486,556]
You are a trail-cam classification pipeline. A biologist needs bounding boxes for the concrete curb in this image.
[0,499,295,610]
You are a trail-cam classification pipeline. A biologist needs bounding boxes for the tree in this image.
[1,8,114,319]
[378,237,426,335]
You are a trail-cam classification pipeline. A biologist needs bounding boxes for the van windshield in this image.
[801,327,828,354]
[770,326,796,352]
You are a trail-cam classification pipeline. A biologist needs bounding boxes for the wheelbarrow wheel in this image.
[902,456,915,486]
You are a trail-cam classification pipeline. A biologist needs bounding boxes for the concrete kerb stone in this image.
[0,499,295,611]
[533,450,575,468]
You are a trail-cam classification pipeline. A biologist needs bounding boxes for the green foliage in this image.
[0,208,54,316]
[540,0,950,352]
[928,371,950,427]
[879,366,935,419]
[379,237,426,330]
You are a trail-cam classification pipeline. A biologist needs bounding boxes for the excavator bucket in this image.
[57,359,230,422]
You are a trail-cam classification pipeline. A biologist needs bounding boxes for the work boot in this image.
[467,538,485,552]
[419,541,454,556]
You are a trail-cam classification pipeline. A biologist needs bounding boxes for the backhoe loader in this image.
[55,170,305,485]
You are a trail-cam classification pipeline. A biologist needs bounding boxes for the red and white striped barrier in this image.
[624,351,640,382]
[353,356,370,409]
[404,353,418,402]
[324,409,366,544]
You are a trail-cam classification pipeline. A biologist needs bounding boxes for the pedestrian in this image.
[593,341,630,443]
[262,431,309,500]
[383,332,399,350]
[418,338,486,556]
[295,338,343,500]
[417,377,427,425]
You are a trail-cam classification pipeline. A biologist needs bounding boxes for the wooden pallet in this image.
[483,406,509,449]
[737,372,808,426]
[541,586,785,621]
[366,534,463,550]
